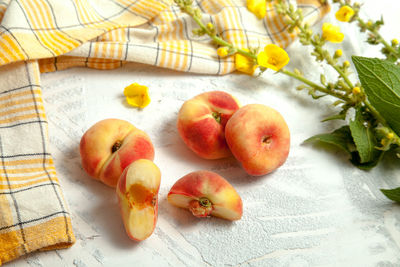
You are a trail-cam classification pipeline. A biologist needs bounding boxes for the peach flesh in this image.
[127,184,156,209]
[116,159,161,241]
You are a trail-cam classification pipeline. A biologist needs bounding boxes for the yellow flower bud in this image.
[392,39,399,46]
[235,50,258,75]
[367,20,373,28]
[335,6,355,22]
[352,86,361,95]
[217,47,229,58]
[322,23,344,43]
[206,22,214,31]
[387,132,394,139]
[343,60,350,67]
[334,49,343,58]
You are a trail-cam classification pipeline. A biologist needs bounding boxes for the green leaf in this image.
[321,113,346,122]
[381,187,400,203]
[352,56,400,136]
[304,126,353,154]
[349,108,380,163]
[305,124,383,170]
[350,150,384,170]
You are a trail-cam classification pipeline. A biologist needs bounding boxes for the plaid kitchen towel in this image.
[0,0,329,264]
[0,61,75,264]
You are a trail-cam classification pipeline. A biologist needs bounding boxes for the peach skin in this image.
[177,91,240,159]
[225,104,290,176]
[116,159,161,241]
[167,170,243,221]
[80,118,154,187]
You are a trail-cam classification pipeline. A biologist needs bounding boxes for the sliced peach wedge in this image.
[116,159,161,241]
[167,171,243,221]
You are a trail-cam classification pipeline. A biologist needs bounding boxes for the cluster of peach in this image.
[79,91,290,241]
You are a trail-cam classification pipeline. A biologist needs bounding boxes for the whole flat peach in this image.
[177,91,240,159]
[225,104,290,176]
[80,119,154,187]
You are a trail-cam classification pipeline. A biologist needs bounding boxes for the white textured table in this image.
[9,1,400,266]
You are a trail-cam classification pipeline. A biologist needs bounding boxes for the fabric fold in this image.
[0,0,329,75]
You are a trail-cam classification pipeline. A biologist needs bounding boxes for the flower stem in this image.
[283,4,355,90]
[281,69,348,101]
[357,18,400,57]
[363,99,400,146]
[184,3,257,59]
[333,64,354,89]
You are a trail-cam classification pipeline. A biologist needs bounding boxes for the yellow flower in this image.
[247,0,266,19]
[322,23,344,43]
[123,83,151,108]
[257,44,290,71]
[335,6,355,22]
[392,39,399,46]
[217,47,229,57]
[235,51,258,75]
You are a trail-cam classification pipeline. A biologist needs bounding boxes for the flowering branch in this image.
[332,0,400,62]
[275,0,400,148]
[174,0,255,59]
[174,0,400,157]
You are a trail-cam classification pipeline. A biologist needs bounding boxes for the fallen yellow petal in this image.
[124,83,151,108]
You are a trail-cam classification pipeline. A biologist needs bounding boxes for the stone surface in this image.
[10,1,400,266]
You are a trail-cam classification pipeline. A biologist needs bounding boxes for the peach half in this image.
[167,171,243,221]
[225,104,290,176]
[116,159,161,241]
[177,91,240,159]
[80,118,154,187]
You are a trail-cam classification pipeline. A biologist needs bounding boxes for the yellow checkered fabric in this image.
[0,61,75,265]
[0,0,329,264]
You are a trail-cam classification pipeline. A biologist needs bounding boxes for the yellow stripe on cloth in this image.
[0,61,75,265]
[0,0,172,64]
[0,0,328,74]
[0,0,329,264]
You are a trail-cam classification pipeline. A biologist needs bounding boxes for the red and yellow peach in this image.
[177,91,240,159]
[225,104,290,176]
[80,119,154,187]
[167,170,243,221]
